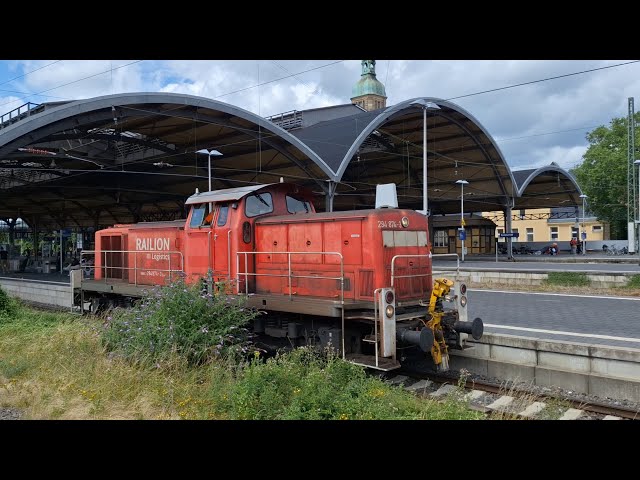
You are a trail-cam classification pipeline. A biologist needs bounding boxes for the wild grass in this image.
[626,274,640,289]
[543,272,590,287]
[0,304,483,420]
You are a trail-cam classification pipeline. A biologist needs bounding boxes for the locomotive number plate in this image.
[378,220,400,228]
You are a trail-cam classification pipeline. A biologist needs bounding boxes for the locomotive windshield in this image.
[245,193,274,217]
[189,203,210,227]
[286,195,311,214]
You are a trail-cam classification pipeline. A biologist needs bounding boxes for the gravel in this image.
[0,407,22,420]
[456,368,640,417]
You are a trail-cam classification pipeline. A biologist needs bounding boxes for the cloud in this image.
[1,59,638,174]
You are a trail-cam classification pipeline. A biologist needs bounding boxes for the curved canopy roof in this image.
[293,97,516,214]
[512,163,583,209]
[0,92,583,230]
[0,93,333,228]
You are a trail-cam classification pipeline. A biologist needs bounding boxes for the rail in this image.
[0,102,40,129]
[236,250,346,359]
[80,249,184,284]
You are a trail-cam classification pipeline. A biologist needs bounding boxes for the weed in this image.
[101,278,258,366]
[543,272,590,287]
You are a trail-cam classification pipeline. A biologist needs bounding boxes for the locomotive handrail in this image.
[390,253,459,289]
[236,250,346,359]
[235,250,345,301]
[430,253,460,272]
[81,249,184,285]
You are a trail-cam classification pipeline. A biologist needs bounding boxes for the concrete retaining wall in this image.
[451,333,640,403]
[0,276,71,309]
[433,269,635,288]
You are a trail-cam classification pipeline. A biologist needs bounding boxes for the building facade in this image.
[482,207,608,244]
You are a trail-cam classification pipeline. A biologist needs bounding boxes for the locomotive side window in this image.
[245,193,273,217]
[217,205,229,226]
[189,204,210,228]
[286,195,311,214]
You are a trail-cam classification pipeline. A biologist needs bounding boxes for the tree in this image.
[572,113,640,239]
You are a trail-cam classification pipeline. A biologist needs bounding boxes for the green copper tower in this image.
[351,60,387,111]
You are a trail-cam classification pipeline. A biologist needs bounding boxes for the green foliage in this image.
[544,272,589,287]
[101,278,258,365]
[219,347,481,420]
[626,274,640,289]
[0,285,18,319]
[572,114,640,239]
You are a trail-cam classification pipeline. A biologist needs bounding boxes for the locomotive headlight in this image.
[460,283,467,295]
[460,295,467,307]
[385,290,394,304]
[385,305,395,318]
[401,216,409,228]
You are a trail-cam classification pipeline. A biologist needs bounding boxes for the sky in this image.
[1,59,639,172]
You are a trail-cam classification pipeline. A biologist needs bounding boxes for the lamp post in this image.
[634,159,640,265]
[410,100,440,217]
[196,148,223,192]
[579,194,587,255]
[456,180,469,262]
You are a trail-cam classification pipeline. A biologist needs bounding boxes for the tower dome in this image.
[351,60,387,111]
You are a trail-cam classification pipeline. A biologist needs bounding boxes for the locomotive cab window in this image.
[189,203,211,228]
[286,195,311,214]
[245,193,273,217]
[217,205,229,226]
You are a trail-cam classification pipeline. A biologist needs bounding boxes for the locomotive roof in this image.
[185,184,275,205]
[114,219,186,229]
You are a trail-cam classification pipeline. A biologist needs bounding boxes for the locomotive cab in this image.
[183,183,316,288]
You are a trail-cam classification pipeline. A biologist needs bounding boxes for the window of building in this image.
[245,193,274,217]
[497,228,504,242]
[512,228,519,240]
[550,226,558,241]
[592,225,602,232]
[571,227,579,239]
[526,228,534,242]
[433,230,448,247]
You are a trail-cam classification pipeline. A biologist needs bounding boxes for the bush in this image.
[101,278,258,365]
[220,347,480,420]
[0,285,18,319]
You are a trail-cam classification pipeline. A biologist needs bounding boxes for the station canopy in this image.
[0,93,582,230]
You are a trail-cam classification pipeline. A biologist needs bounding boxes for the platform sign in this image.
[458,229,466,241]
[581,232,587,240]
[499,232,519,238]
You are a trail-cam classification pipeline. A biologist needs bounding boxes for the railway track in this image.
[382,371,640,420]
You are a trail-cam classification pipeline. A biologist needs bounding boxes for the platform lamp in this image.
[579,194,588,255]
[456,179,469,262]
[196,148,223,192]
[196,148,223,296]
[410,99,440,217]
[635,159,640,265]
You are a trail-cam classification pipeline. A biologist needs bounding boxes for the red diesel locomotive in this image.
[79,182,483,371]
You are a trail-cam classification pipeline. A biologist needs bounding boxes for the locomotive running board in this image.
[345,353,401,371]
